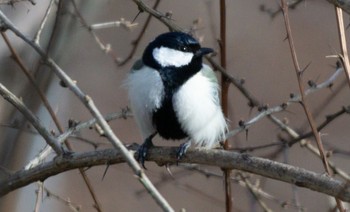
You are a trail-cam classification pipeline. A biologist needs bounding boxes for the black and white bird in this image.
[125,32,227,167]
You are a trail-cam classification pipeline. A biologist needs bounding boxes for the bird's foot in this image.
[176,141,191,161]
[136,133,156,169]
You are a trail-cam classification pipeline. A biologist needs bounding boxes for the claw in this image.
[136,133,156,169]
[176,141,191,161]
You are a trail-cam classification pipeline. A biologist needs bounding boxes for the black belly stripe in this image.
[152,95,188,140]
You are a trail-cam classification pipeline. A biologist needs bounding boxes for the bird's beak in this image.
[194,47,213,58]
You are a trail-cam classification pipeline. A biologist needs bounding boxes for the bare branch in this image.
[1,147,350,203]
[34,0,55,45]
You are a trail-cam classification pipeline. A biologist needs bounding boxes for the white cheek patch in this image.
[153,46,194,67]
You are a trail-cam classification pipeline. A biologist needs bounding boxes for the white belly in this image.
[172,71,227,148]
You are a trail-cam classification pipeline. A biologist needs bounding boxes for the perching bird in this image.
[125,32,227,167]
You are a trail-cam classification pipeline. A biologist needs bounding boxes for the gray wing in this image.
[125,60,164,139]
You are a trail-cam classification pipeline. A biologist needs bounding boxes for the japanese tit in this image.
[125,32,227,167]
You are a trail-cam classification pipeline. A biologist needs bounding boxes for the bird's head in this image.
[142,32,213,70]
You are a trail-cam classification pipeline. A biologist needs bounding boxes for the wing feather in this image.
[125,60,164,139]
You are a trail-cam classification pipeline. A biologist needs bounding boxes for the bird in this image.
[125,31,227,167]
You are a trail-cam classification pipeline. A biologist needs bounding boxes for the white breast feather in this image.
[125,66,164,139]
[173,70,227,148]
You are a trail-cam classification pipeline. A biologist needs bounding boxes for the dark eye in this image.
[180,46,189,52]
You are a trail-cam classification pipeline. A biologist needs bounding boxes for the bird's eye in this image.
[180,46,189,52]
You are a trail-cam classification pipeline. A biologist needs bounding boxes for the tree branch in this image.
[1,147,350,203]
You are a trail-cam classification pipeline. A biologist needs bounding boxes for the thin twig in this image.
[259,0,304,19]
[0,83,63,154]
[269,114,350,182]
[1,31,64,135]
[118,0,161,66]
[335,7,350,88]
[207,57,261,107]
[225,66,343,140]
[237,172,273,212]
[34,181,44,212]
[34,0,55,45]
[89,19,138,31]
[132,0,183,32]
[70,0,119,62]
[288,105,350,146]
[43,187,81,212]
[182,164,303,209]
[231,104,350,154]
[25,109,132,169]
[144,164,304,210]
[219,1,232,211]
[282,144,302,212]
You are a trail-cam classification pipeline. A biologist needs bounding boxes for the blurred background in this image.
[0,0,349,211]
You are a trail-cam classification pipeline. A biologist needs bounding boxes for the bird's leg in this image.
[176,139,191,161]
[137,132,157,169]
